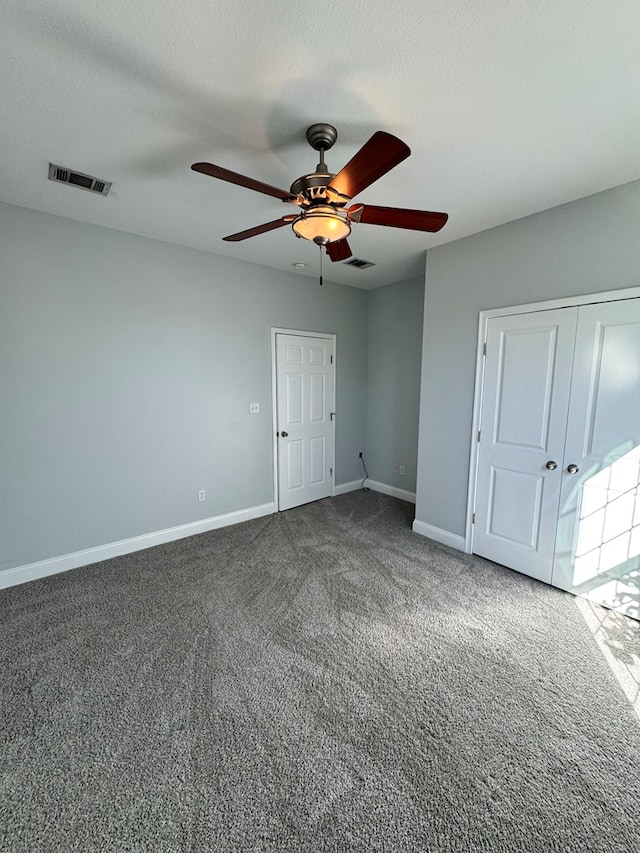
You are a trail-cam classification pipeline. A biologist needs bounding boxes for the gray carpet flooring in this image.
[2,491,640,852]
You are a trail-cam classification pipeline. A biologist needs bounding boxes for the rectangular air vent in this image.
[344,258,375,270]
[48,163,112,196]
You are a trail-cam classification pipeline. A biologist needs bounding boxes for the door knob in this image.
[545,460,558,470]
[280,431,288,437]
[566,463,579,474]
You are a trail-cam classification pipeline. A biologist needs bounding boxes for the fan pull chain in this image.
[319,244,323,286]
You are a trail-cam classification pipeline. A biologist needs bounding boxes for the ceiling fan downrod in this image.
[306,122,337,175]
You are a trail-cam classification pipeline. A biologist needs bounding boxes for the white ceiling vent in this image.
[48,164,112,196]
[344,258,375,270]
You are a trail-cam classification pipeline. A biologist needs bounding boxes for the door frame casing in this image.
[466,285,640,554]
[270,327,337,511]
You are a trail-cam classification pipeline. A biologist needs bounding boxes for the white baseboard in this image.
[334,479,363,496]
[0,502,276,590]
[366,480,416,504]
[412,520,466,551]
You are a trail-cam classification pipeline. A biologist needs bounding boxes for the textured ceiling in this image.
[1,1,639,289]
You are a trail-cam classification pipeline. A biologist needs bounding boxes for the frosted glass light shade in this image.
[292,206,351,244]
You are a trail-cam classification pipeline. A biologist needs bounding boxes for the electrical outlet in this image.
[399,465,406,476]
[394,465,399,473]
[249,402,260,414]
[358,451,363,458]
[198,490,206,502]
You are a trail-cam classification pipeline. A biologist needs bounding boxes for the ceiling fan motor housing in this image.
[289,172,338,206]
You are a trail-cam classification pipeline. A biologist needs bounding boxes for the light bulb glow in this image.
[292,206,351,244]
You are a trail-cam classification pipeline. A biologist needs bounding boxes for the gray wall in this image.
[365,277,424,493]
[415,179,640,538]
[0,203,369,572]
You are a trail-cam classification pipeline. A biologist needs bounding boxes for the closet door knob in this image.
[280,431,288,438]
[545,460,558,470]
[567,463,579,474]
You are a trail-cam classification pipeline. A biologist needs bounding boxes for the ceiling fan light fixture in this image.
[292,206,351,245]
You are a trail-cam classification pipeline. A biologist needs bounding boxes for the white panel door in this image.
[276,334,334,511]
[473,309,578,582]
[552,300,640,618]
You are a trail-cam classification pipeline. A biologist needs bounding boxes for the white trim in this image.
[270,329,280,510]
[412,520,466,551]
[270,327,337,511]
[477,286,640,319]
[367,480,416,503]
[465,311,488,553]
[334,479,362,495]
[0,502,276,590]
[335,479,417,501]
[466,285,640,554]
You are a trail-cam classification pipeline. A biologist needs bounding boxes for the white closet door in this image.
[552,299,640,618]
[473,309,578,582]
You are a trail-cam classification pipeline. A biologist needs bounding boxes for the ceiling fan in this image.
[191,123,448,264]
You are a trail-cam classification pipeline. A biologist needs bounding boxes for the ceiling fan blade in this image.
[223,216,296,242]
[348,204,448,233]
[192,162,295,202]
[326,239,352,262]
[327,132,410,200]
